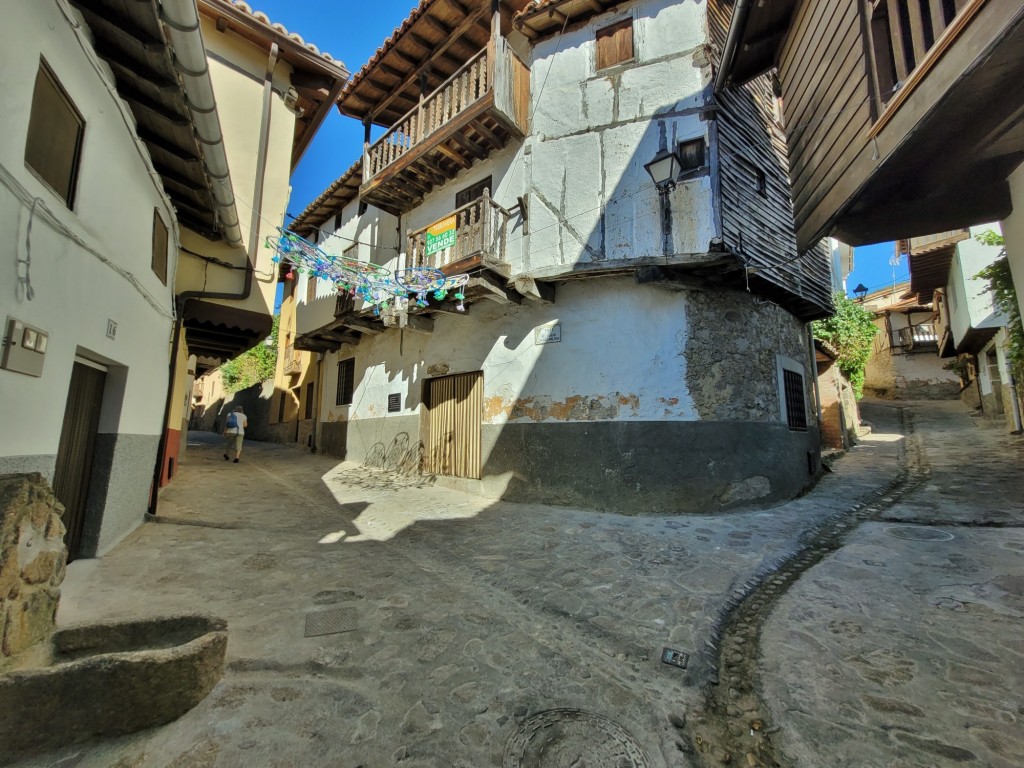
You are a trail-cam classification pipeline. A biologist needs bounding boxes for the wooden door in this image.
[53,361,106,562]
[425,371,482,479]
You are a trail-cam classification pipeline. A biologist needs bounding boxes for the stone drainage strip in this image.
[684,408,929,767]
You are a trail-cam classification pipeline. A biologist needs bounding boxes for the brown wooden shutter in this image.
[25,61,85,207]
[152,210,169,284]
[596,19,634,70]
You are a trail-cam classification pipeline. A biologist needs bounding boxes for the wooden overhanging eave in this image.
[358,91,523,215]
[289,159,363,238]
[338,0,505,128]
[713,0,799,90]
[70,0,221,238]
[512,0,633,39]
[196,0,350,169]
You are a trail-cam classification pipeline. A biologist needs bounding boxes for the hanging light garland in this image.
[266,229,470,316]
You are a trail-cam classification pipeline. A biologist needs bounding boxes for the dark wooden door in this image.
[425,371,482,479]
[53,361,106,562]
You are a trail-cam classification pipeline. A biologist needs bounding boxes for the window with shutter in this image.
[336,358,355,406]
[25,60,84,208]
[596,19,634,71]
[152,210,168,285]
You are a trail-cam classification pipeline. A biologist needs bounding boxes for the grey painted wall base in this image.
[81,433,159,557]
[0,455,56,482]
[481,420,819,513]
[343,415,819,514]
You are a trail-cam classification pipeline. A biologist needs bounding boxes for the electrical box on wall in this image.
[2,316,49,377]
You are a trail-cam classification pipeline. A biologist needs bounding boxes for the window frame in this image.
[595,17,635,72]
[455,176,492,209]
[336,357,355,406]
[25,58,85,209]
[777,356,809,432]
[151,209,169,285]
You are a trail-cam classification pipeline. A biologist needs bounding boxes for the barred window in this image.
[783,369,808,431]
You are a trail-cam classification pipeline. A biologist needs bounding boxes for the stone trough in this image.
[0,614,227,764]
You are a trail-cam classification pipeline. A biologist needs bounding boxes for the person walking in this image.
[223,406,248,463]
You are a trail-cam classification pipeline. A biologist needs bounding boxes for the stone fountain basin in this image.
[0,614,227,763]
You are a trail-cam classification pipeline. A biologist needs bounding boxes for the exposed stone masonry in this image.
[0,473,67,668]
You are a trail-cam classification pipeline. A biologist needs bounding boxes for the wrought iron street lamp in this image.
[853,283,868,302]
[645,148,683,256]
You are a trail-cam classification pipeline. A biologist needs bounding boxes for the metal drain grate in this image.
[304,606,358,637]
[884,526,955,542]
[503,709,650,768]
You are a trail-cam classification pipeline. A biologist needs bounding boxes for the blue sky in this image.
[256,0,896,302]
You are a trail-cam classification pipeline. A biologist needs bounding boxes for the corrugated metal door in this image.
[425,371,482,479]
[53,361,106,562]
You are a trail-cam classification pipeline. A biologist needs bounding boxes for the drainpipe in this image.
[161,0,243,250]
[312,352,324,452]
[149,304,185,516]
[714,0,752,92]
[807,324,823,445]
[168,7,280,307]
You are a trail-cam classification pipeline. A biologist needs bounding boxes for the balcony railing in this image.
[283,344,301,374]
[892,322,938,353]
[869,0,973,105]
[360,37,529,213]
[406,190,511,275]
[365,49,490,182]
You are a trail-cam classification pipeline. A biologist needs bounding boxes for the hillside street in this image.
[21,399,1024,768]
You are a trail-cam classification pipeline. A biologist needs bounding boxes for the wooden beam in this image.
[404,313,435,333]
[342,317,385,335]
[367,5,489,124]
[137,128,201,163]
[465,270,522,304]
[450,130,487,160]
[470,118,503,148]
[116,84,189,125]
[436,142,471,169]
[152,162,207,193]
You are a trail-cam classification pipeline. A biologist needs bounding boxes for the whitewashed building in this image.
[290,0,833,513]
[0,0,345,560]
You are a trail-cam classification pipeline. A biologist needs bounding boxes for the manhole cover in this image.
[503,709,650,768]
[304,606,358,637]
[884,526,954,542]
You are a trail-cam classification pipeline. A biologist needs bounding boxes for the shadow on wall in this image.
[190,380,276,441]
[365,432,427,476]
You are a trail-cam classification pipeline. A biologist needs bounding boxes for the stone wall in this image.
[1,474,67,669]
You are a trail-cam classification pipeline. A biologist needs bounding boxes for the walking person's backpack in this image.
[226,411,238,430]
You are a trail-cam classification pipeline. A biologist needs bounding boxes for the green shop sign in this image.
[425,215,457,256]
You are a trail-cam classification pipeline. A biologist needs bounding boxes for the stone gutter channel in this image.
[684,408,927,767]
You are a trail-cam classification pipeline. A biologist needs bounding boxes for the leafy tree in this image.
[813,293,878,399]
[219,315,279,393]
[973,230,1023,381]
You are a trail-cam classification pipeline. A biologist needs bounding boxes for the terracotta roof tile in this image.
[342,0,442,99]
[220,1,346,68]
[290,159,363,236]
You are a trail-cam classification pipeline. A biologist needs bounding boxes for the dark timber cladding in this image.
[708,0,833,321]
[339,0,532,215]
[776,0,873,248]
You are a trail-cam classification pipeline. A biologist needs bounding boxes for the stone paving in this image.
[8,400,1021,767]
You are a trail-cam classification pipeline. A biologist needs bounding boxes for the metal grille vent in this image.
[387,393,401,412]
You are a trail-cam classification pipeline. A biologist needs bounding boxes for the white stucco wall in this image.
[947,223,1006,347]
[295,198,400,335]
[0,0,177,466]
[319,277,696,428]
[524,0,716,277]
[173,16,298,319]
[1003,163,1024,324]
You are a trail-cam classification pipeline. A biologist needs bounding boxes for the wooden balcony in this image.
[407,191,511,277]
[360,38,529,215]
[891,322,938,354]
[282,344,301,375]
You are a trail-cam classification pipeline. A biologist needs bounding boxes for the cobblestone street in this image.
[17,400,1023,768]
